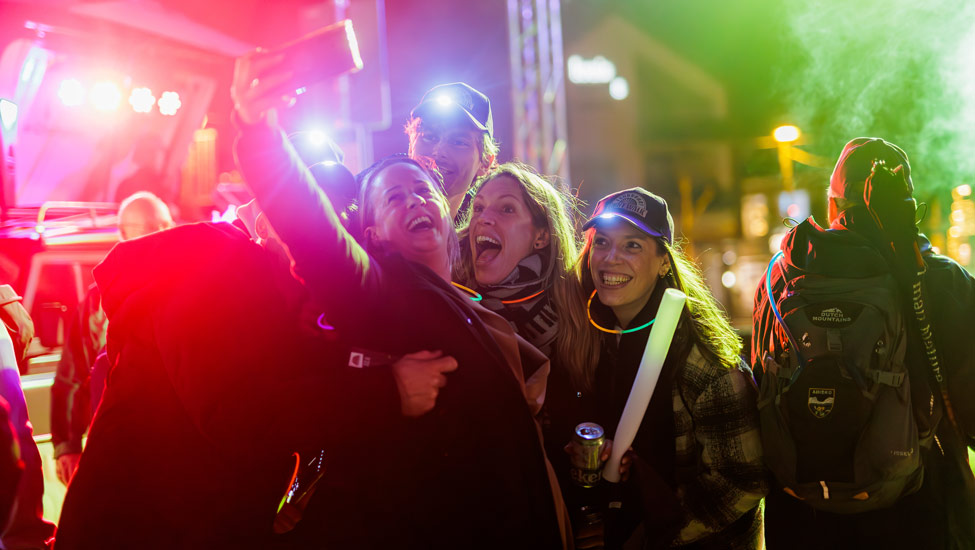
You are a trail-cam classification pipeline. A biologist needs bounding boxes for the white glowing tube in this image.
[602,288,687,483]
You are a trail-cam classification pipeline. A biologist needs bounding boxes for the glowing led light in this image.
[787,203,800,218]
[58,79,85,106]
[721,270,737,288]
[0,99,17,130]
[91,81,121,111]
[435,94,453,107]
[308,130,328,147]
[599,213,616,220]
[609,76,629,100]
[773,125,801,143]
[128,87,155,113]
[322,160,338,167]
[158,91,181,116]
[949,225,963,238]
[722,250,737,265]
[957,184,972,197]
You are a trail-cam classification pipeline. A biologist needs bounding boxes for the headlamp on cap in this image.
[434,94,453,108]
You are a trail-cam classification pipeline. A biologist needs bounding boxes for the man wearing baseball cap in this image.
[406,82,499,218]
[752,137,975,549]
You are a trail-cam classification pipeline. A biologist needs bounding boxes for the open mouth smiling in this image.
[599,272,633,288]
[474,234,502,263]
[408,215,435,232]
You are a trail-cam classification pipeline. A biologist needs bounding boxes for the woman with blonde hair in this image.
[571,187,768,549]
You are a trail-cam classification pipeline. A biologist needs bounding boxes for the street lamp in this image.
[773,124,800,191]
[773,125,800,143]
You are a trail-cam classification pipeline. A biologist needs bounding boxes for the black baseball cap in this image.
[583,187,674,244]
[411,82,494,138]
[829,137,913,201]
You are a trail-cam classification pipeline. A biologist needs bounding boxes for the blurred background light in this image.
[58,78,85,106]
[90,81,121,111]
[158,91,181,116]
[721,270,737,288]
[128,87,156,113]
[609,76,629,100]
[567,54,616,84]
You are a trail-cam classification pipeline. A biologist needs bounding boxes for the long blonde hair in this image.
[577,230,742,387]
[456,162,600,385]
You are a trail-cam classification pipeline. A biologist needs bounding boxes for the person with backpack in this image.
[752,137,975,550]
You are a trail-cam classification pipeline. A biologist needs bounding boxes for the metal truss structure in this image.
[507,0,570,182]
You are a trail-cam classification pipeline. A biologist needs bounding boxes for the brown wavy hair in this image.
[455,162,600,386]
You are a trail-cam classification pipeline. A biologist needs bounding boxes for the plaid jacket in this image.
[671,344,768,548]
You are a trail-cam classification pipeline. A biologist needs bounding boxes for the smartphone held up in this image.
[251,19,364,99]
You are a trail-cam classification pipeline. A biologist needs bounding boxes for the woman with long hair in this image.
[456,162,599,390]
[572,187,767,549]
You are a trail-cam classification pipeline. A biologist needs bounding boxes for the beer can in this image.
[570,422,604,488]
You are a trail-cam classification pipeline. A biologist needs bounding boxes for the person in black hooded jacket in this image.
[752,137,975,550]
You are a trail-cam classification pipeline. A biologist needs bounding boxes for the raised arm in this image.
[231,50,379,317]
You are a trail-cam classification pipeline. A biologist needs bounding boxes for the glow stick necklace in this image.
[501,288,545,304]
[451,282,483,302]
[587,290,655,334]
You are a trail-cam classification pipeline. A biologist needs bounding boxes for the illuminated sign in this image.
[567,55,617,84]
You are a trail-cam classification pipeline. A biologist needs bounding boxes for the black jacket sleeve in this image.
[233,121,381,324]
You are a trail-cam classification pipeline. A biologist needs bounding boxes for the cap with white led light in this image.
[583,187,674,244]
[411,82,493,138]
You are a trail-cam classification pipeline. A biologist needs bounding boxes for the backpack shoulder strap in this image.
[764,251,806,382]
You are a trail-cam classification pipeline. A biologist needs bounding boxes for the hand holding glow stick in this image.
[602,288,687,483]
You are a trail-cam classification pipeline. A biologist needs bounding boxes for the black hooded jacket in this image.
[752,208,975,550]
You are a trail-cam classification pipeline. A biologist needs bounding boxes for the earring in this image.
[535,241,544,249]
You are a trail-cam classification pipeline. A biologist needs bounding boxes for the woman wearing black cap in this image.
[568,187,768,549]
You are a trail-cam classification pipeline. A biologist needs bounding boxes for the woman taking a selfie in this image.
[232,56,570,548]
[573,187,767,549]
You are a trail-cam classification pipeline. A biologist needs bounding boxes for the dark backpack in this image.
[758,224,928,514]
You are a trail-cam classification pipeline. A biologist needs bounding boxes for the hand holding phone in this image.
[233,20,363,125]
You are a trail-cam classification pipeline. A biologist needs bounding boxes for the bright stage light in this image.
[129,87,155,113]
[158,91,181,116]
[434,94,453,107]
[0,99,17,130]
[58,79,85,106]
[91,81,121,111]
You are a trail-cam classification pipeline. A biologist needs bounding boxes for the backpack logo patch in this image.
[808,302,864,328]
[808,388,835,418]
